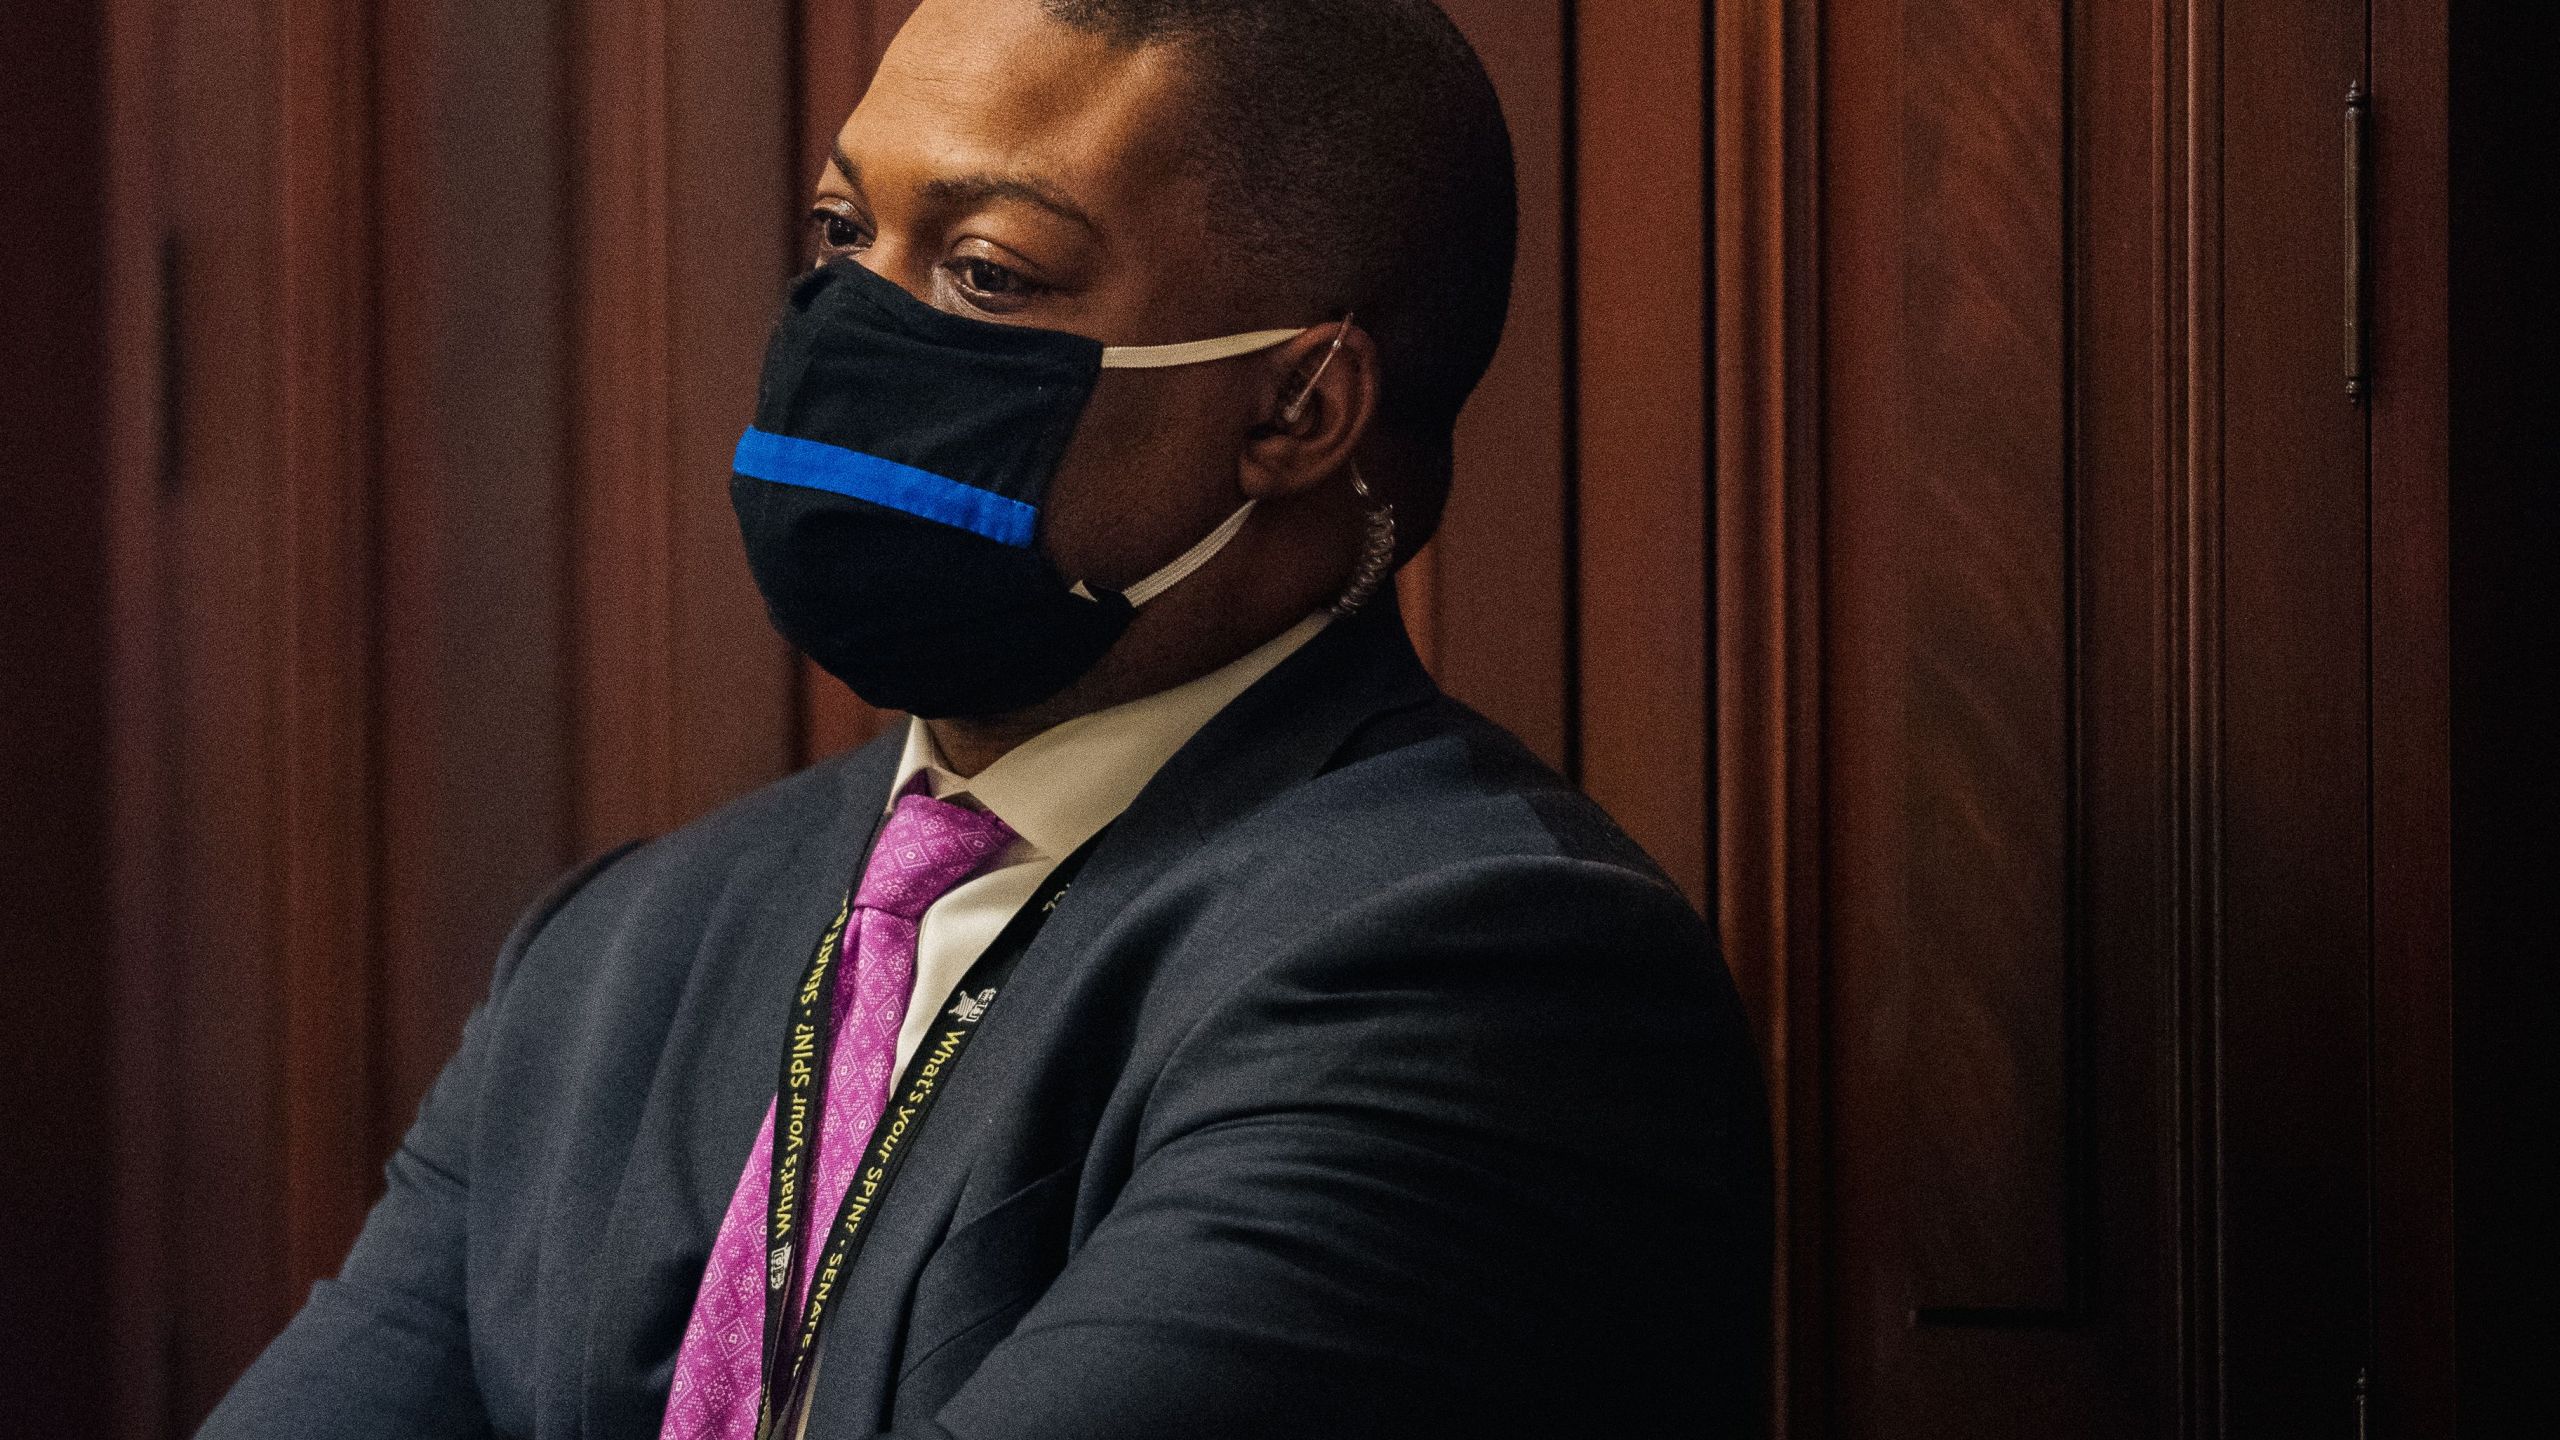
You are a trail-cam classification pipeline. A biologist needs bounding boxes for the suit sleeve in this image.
[194,843,641,1440]
[879,857,1772,1440]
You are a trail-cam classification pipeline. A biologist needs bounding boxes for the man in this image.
[202,1,1770,1436]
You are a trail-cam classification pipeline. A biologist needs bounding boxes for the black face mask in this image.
[730,260,1311,718]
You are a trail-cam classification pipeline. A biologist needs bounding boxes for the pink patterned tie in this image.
[660,793,1016,1440]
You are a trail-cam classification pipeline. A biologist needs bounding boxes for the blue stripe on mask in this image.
[733,428,1039,549]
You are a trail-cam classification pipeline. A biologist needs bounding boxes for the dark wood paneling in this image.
[1430,0,1575,774]
[569,0,800,851]
[2214,2,2375,1429]
[0,2,114,1434]
[1712,0,1824,1424]
[1813,0,1909,1424]
[2065,0,2186,1425]
[1787,0,2383,1432]
[1576,0,1711,906]
[154,0,298,1415]
[374,0,582,1138]
[103,0,825,1427]
[1897,0,2073,1317]
[275,0,384,1298]
[2365,0,2453,1430]
[103,0,180,1427]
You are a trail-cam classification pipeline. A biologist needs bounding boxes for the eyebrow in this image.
[831,143,1103,242]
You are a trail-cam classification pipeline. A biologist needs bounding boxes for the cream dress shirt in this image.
[877,611,1331,1078]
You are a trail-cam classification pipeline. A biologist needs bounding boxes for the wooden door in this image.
[1720,0,2386,1433]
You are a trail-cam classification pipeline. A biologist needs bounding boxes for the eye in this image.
[806,206,871,262]
[948,256,1042,302]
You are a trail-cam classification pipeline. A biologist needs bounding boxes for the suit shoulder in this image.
[487,737,893,990]
[575,736,888,887]
[1234,695,1681,895]
[644,738,892,868]
[1172,697,1715,997]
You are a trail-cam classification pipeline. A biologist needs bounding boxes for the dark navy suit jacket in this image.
[201,602,1771,1439]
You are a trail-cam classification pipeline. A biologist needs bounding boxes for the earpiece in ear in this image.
[1279,313,1357,428]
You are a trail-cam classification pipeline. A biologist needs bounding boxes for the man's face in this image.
[813,0,1295,592]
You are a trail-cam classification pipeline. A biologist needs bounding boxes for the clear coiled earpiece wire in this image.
[1279,314,1398,617]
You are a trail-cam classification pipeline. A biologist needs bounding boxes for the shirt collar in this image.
[889,612,1334,860]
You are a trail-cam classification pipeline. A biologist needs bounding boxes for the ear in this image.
[1239,318,1379,503]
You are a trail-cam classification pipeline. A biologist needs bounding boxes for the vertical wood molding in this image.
[1714,0,1823,1428]
[1575,0,1711,906]
[1431,0,1572,771]
[572,0,798,832]
[571,0,681,849]
[2168,0,2224,1426]
[275,0,383,1298]
[2209,0,2381,1377]
[2365,0,2455,1431]
[103,1,177,1429]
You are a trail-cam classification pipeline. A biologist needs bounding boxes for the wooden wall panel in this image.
[1895,0,2073,1316]
[274,0,389,1338]
[1748,0,2393,1432]
[1575,0,1712,906]
[0,3,114,1433]
[570,0,801,849]
[102,0,179,1428]
[2212,1,2376,1428]
[1811,0,2196,1425]
[160,0,298,1414]
[373,0,582,1134]
[2365,0,2453,1430]
[106,0,826,1427]
[1429,0,1575,774]
[1712,0,1824,1425]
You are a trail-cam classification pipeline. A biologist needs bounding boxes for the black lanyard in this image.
[753,825,1104,1440]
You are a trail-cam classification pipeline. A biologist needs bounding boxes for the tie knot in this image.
[854,793,1017,920]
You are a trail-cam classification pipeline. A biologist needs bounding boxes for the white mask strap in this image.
[1099,328,1308,370]
[1070,501,1258,608]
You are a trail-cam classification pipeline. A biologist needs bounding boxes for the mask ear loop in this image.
[1070,315,1379,611]
[1109,501,1259,608]
[1099,328,1307,370]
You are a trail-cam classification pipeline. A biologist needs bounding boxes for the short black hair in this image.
[1043,0,1517,533]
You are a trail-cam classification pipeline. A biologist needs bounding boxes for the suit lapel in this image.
[803,599,1442,1427]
